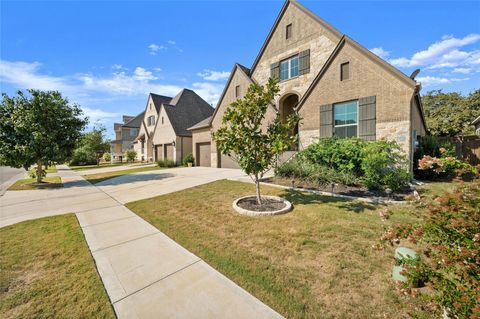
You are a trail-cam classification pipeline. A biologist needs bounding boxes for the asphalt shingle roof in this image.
[150,93,172,113]
[122,111,144,128]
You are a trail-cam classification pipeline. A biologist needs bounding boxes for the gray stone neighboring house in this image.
[188,0,427,169]
[110,113,144,161]
[133,89,214,164]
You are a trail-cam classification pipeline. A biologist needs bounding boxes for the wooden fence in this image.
[438,135,480,165]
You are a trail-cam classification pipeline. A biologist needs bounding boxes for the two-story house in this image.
[188,0,427,169]
[110,113,143,161]
[133,89,214,164]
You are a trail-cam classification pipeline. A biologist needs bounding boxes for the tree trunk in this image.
[255,173,262,205]
[36,160,43,183]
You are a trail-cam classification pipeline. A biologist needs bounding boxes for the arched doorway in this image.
[279,94,299,150]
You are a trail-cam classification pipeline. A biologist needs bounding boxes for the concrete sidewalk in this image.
[78,163,156,176]
[1,165,283,318]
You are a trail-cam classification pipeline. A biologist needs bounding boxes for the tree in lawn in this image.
[71,124,110,166]
[0,90,87,183]
[213,78,300,204]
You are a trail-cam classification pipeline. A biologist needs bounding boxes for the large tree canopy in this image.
[0,90,87,182]
[213,78,300,204]
[422,89,479,136]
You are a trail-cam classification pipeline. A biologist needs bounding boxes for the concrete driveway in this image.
[96,166,245,204]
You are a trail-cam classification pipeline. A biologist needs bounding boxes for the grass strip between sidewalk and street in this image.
[68,162,131,171]
[83,166,162,184]
[0,214,115,319]
[8,176,62,190]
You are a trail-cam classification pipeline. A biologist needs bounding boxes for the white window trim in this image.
[334,100,359,137]
[280,55,299,81]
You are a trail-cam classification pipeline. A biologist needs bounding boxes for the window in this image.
[286,24,292,39]
[340,62,350,81]
[161,116,164,125]
[334,100,358,138]
[235,85,240,98]
[147,115,155,126]
[130,129,138,137]
[279,55,299,81]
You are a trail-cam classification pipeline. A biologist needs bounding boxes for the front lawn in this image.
[83,166,162,184]
[0,214,115,318]
[126,180,429,318]
[8,176,62,190]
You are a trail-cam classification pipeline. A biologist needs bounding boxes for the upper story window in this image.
[334,100,358,138]
[340,62,350,81]
[235,85,240,98]
[279,55,299,81]
[147,115,155,126]
[286,24,292,39]
[130,129,138,137]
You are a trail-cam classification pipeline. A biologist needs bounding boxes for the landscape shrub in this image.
[277,138,410,191]
[413,136,455,179]
[275,157,359,186]
[125,149,137,163]
[380,181,480,318]
[360,140,411,191]
[157,159,175,168]
[103,152,111,162]
[69,146,97,166]
[417,147,478,181]
[182,153,195,166]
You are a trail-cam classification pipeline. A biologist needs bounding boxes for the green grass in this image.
[69,162,131,171]
[83,166,162,184]
[0,214,115,319]
[126,179,430,318]
[8,176,62,190]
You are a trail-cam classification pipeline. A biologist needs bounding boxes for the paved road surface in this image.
[0,166,25,196]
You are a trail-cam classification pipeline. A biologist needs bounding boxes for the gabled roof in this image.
[250,0,342,74]
[208,63,254,127]
[160,89,214,137]
[297,35,417,111]
[187,116,212,131]
[122,111,144,128]
[150,93,172,112]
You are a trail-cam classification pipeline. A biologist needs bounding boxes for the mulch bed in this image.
[237,196,287,212]
[264,177,413,201]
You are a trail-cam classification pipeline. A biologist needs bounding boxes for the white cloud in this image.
[133,67,157,81]
[168,40,176,45]
[416,76,470,86]
[453,67,473,74]
[389,33,480,69]
[82,107,120,123]
[148,44,166,55]
[191,82,224,105]
[197,69,230,81]
[370,47,390,59]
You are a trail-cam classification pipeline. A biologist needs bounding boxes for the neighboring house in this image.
[110,113,143,161]
[188,0,427,169]
[472,116,480,136]
[133,89,214,164]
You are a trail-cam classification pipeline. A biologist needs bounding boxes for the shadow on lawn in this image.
[280,189,379,213]
[92,172,175,186]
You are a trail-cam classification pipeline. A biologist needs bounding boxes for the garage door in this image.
[164,144,174,161]
[196,142,211,167]
[219,151,240,169]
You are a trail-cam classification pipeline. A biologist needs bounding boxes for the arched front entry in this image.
[279,93,299,150]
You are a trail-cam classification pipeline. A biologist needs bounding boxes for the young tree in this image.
[125,149,137,163]
[0,90,87,183]
[70,124,110,166]
[213,78,300,204]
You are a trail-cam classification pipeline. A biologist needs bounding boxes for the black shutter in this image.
[299,49,310,75]
[270,62,280,79]
[319,104,333,138]
[358,96,376,141]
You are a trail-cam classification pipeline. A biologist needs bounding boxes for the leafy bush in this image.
[417,147,478,181]
[275,157,359,186]
[125,149,136,163]
[380,181,480,318]
[360,140,411,191]
[182,153,194,166]
[300,138,366,175]
[69,146,97,166]
[157,159,175,168]
[103,152,111,162]
[279,138,410,191]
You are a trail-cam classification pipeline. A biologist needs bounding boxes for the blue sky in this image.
[1,0,479,138]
